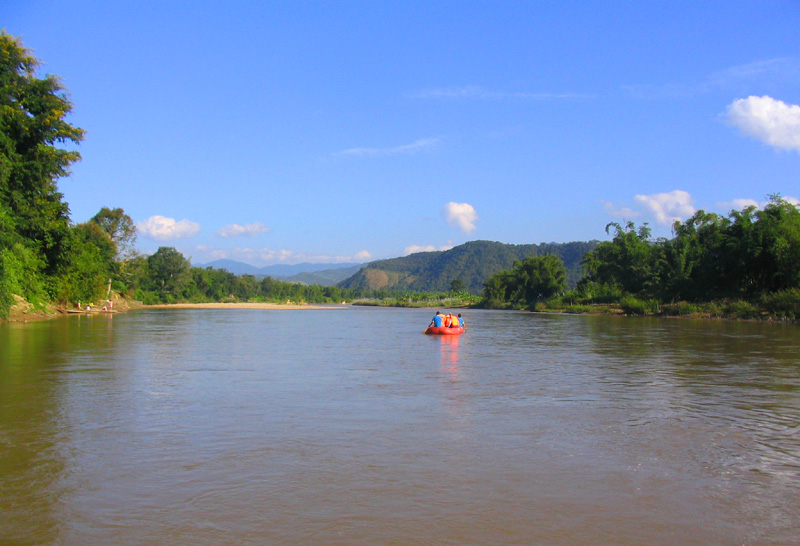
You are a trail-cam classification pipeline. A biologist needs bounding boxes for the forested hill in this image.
[338,240,599,294]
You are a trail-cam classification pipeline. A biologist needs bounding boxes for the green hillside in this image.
[281,265,363,286]
[338,240,599,294]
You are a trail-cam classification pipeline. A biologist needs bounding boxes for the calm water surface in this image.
[1,308,799,545]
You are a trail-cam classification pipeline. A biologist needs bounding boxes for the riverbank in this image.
[3,292,141,322]
[2,296,349,322]
[4,295,60,322]
[142,302,348,310]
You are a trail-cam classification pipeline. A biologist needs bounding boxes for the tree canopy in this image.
[483,254,567,309]
[1,31,85,273]
[1,32,89,316]
[90,207,137,259]
[576,195,800,303]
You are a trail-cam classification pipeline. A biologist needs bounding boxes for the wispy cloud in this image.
[442,202,478,234]
[334,138,440,157]
[724,95,800,152]
[623,57,800,99]
[138,215,200,241]
[409,85,592,100]
[634,190,696,226]
[214,222,271,238]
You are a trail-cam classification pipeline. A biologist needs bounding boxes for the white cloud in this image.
[601,200,641,219]
[214,222,271,238]
[408,85,592,100]
[634,190,696,226]
[725,95,800,152]
[334,138,440,157]
[403,243,454,256]
[442,202,478,233]
[138,215,200,241]
[353,250,373,262]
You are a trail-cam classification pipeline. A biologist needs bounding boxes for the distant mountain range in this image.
[193,259,363,285]
[338,240,599,294]
[195,239,600,293]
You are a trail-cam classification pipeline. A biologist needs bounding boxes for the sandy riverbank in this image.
[142,302,348,310]
[3,298,350,322]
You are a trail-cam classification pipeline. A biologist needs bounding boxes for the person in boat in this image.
[429,311,444,328]
[457,313,465,329]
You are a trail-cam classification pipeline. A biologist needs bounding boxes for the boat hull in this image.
[424,326,465,335]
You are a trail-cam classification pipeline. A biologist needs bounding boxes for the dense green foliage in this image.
[579,196,800,302]
[1,32,87,316]
[483,254,567,309]
[483,196,800,320]
[339,240,598,294]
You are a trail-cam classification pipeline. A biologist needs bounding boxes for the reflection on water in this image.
[0,315,118,544]
[439,335,460,380]
[1,309,799,545]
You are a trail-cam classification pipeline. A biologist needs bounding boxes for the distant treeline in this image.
[125,247,373,305]
[481,195,800,319]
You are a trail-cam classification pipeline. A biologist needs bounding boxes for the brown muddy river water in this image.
[1,307,799,545]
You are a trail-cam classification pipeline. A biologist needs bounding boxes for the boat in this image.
[425,313,465,335]
[424,325,465,335]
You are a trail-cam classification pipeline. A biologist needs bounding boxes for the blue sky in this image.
[6,1,800,266]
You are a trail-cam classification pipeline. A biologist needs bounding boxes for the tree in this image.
[0,32,85,274]
[482,272,512,308]
[581,221,656,295]
[89,207,137,259]
[449,278,466,293]
[482,254,567,309]
[751,195,800,292]
[511,254,567,306]
[56,224,114,303]
[147,247,191,301]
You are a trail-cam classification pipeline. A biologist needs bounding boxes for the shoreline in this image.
[3,298,350,322]
[141,302,349,310]
[5,298,796,324]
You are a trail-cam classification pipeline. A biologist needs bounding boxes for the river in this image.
[1,307,799,545]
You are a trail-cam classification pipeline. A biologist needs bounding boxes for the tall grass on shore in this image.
[531,287,800,322]
[353,290,481,308]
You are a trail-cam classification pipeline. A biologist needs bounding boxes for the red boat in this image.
[424,325,465,335]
